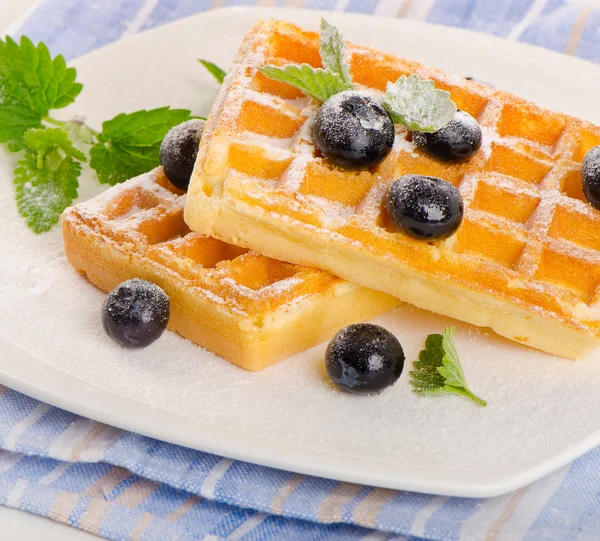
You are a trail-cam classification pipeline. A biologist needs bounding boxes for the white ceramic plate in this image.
[2,7,600,499]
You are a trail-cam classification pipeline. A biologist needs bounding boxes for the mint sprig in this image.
[409,327,487,407]
[319,18,353,89]
[259,64,348,103]
[383,74,456,133]
[259,19,352,102]
[14,128,85,233]
[0,36,82,150]
[0,35,197,233]
[259,21,456,134]
[90,107,194,186]
[199,59,227,84]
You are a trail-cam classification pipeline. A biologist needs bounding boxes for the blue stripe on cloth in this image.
[347,0,380,15]
[428,0,536,37]
[423,497,481,540]
[0,389,41,445]
[519,1,579,52]
[68,494,93,528]
[13,407,76,455]
[576,10,600,63]
[281,476,339,518]
[16,0,147,60]
[525,447,600,540]
[140,0,215,32]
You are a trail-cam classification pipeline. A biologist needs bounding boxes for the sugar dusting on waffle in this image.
[63,168,348,318]
[188,18,600,356]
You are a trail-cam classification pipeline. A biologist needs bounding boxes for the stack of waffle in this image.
[64,19,600,366]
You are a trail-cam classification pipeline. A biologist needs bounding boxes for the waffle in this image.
[185,19,600,359]
[61,168,399,370]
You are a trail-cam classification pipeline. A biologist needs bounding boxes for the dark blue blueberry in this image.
[314,91,395,170]
[325,323,405,395]
[102,279,170,348]
[413,110,482,162]
[386,174,463,240]
[160,119,205,191]
[582,146,600,210]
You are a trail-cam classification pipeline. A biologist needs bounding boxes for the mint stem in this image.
[464,389,487,407]
[44,115,100,136]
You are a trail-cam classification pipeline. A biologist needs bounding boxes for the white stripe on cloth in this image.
[0,451,23,474]
[48,418,97,460]
[201,458,233,499]
[335,0,350,11]
[404,0,437,21]
[495,465,570,541]
[374,0,403,17]
[3,403,51,450]
[411,496,448,537]
[507,0,548,40]
[228,513,268,541]
[78,426,123,462]
[40,461,72,486]
[459,494,513,540]
[121,0,161,38]
[7,479,28,507]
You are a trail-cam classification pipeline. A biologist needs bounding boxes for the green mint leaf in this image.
[198,59,227,84]
[319,19,353,90]
[409,327,487,407]
[383,74,456,133]
[14,128,83,233]
[24,127,87,163]
[89,107,194,185]
[259,64,348,102]
[0,36,82,148]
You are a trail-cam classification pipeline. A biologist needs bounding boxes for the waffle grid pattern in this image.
[196,20,600,335]
[63,169,346,319]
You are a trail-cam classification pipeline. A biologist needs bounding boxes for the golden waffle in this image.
[61,168,399,370]
[185,19,600,359]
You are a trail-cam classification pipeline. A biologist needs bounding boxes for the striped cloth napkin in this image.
[3,1,600,539]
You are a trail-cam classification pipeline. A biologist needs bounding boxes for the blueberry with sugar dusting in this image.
[413,110,482,161]
[314,91,395,170]
[160,119,205,191]
[325,323,405,395]
[582,146,600,210]
[102,279,170,348]
[386,174,463,240]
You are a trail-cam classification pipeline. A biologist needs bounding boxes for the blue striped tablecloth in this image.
[3,1,600,540]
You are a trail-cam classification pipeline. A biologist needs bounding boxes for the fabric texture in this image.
[3,0,600,539]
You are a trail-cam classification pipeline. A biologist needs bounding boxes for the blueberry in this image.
[160,119,205,191]
[582,146,600,210]
[386,174,463,240]
[314,91,395,170]
[325,323,405,395]
[413,110,482,161]
[102,279,170,348]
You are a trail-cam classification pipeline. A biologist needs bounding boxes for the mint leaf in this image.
[0,36,82,149]
[24,127,86,165]
[383,74,456,133]
[199,59,227,84]
[319,19,353,90]
[14,127,84,233]
[259,64,348,102]
[409,327,487,407]
[89,107,193,185]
